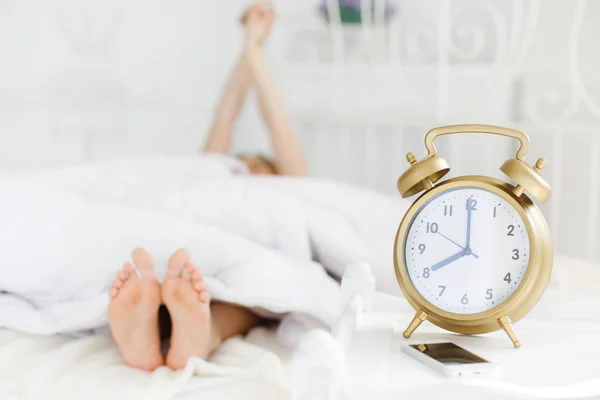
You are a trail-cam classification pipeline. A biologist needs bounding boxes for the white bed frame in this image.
[270,0,600,264]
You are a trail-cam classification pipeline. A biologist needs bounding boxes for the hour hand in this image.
[431,249,466,271]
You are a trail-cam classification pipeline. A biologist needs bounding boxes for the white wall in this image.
[1,0,599,171]
[0,0,254,168]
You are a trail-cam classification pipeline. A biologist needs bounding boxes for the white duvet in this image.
[0,155,409,337]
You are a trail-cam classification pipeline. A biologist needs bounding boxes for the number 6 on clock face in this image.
[404,187,530,314]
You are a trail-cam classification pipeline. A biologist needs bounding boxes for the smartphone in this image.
[402,342,500,378]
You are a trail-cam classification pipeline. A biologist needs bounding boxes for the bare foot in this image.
[108,248,163,371]
[162,248,218,370]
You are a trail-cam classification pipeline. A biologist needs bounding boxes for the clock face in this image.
[404,187,530,315]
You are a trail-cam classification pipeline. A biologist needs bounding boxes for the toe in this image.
[113,280,124,289]
[198,291,210,303]
[123,262,136,274]
[117,271,128,281]
[184,262,194,274]
[194,280,205,292]
[166,248,191,278]
[132,248,155,277]
[110,288,118,298]
[186,262,202,277]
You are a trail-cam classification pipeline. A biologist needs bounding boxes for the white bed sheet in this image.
[1,255,597,400]
[0,327,293,400]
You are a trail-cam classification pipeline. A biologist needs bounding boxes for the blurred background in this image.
[1,0,599,261]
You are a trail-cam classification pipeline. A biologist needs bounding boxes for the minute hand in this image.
[466,198,473,248]
[431,249,466,271]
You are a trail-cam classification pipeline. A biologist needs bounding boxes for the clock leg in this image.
[498,316,521,348]
[403,310,428,338]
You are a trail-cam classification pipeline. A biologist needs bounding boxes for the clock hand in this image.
[431,249,466,271]
[466,198,473,249]
[436,231,479,258]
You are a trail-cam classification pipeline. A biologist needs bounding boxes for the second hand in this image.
[436,231,479,258]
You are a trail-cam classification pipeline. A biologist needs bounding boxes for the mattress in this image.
[0,326,293,400]
[1,253,597,400]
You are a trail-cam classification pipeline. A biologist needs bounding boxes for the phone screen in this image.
[409,342,490,366]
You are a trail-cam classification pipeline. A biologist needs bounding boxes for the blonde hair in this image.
[237,153,280,175]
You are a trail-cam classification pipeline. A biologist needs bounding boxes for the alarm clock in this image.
[393,124,552,348]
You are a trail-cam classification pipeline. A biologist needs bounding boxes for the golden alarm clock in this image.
[393,124,552,348]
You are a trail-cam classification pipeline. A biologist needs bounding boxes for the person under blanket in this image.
[108,4,297,371]
[203,1,309,177]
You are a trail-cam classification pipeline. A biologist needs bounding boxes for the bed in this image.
[2,251,598,400]
[0,156,409,400]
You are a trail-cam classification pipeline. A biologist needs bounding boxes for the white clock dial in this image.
[404,187,530,314]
